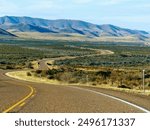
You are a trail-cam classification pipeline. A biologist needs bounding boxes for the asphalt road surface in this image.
[0,69,150,113]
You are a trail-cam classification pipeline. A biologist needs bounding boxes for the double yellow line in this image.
[3,85,35,113]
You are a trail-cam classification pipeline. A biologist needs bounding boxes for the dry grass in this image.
[13,32,145,43]
[14,32,89,41]
[6,71,61,85]
[95,35,142,42]
[31,61,39,69]
[6,71,150,96]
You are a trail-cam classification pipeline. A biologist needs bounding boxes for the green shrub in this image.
[27,72,32,76]
[118,85,131,89]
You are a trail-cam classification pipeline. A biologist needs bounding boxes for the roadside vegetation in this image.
[54,45,150,67]
[29,66,150,90]
[0,45,50,69]
[0,40,96,69]
[1,39,150,90]
[54,54,150,67]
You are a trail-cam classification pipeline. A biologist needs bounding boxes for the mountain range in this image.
[0,27,16,37]
[0,16,149,40]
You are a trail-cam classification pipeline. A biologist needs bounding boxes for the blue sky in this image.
[0,0,150,31]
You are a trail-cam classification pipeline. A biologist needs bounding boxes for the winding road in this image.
[0,69,150,113]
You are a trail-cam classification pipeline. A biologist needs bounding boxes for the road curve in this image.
[0,69,150,113]
[0,70,36,112]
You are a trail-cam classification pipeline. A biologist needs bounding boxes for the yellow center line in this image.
[2,85,34,113]
[19,102,26,107]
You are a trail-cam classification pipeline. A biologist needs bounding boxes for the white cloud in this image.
[73,0,93,4]
[0,0,64,17]
[71,0,132,6]
[27,0,58,10]
[98,0,131,5]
